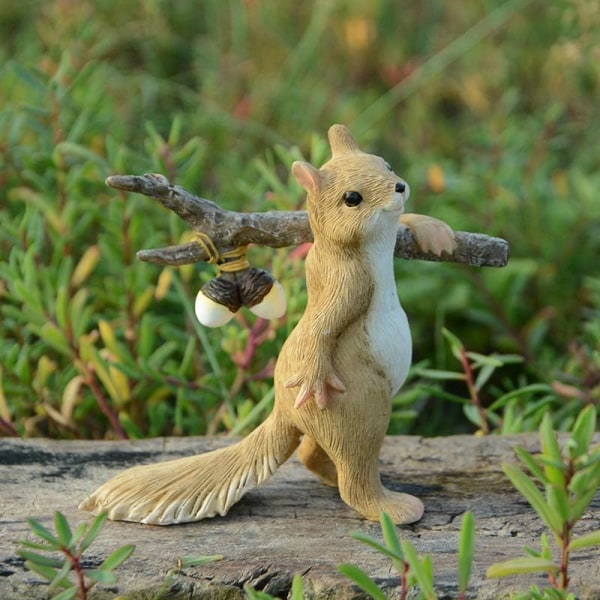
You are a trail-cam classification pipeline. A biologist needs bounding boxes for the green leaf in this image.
[19,540,57,551]
[380,511,405,572]
[244,586,278,600]
[569,484,599,522]
[49,560,73,590]
[290,573,304,600]
[85,568,118,584]
[442,327,464,362]
[458,511,475,593]
[502,463,563,536]
[53,512,72,547]
[23,561,60,582]
[486,557,559,578]
[19,549,65,569]
[474,362,496,390]
[514,446,548,484]
[69,523,88,548]
[413,368,466,381]
[540,413,566,486]
[350,532,404,564]
[400,541,436,599]
[547,485,570,524]
[568,530,600,551]
[26,518,60,546]
[338,564,387,600]
[540,532,553,560]
[465,352,504,368]
[100,544,135,571]
[178,554,224,569]
[51,588,78,600]
[569,460,600,496]
[80,512,108,552]
[38,322,72,357]
[570,406,597,458]
[463,404,484,428]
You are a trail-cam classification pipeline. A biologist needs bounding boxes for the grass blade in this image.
[458,511,475,594]
[487,557,559,578]
[338,564,387,600]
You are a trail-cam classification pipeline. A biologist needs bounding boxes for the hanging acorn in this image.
[193,234,286,327]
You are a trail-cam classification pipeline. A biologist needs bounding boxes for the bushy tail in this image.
[79,412,300,525]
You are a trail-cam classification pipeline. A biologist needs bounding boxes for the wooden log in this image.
[1,435,599,599]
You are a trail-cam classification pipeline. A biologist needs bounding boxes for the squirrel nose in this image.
[395,181,406,194]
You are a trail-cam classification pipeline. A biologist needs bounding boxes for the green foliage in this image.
[18,511,134,600]
[1,1,599,438]
[244,573,304,600]
[339,510,475,600]
[487,405,600,598]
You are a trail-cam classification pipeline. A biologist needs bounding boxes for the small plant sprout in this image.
[487,405,600,597]
[415,327,530,434]
[18,511,135,600]
[339,510,476,600]
[244,573,304,599]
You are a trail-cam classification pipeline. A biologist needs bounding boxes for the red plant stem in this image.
[399,561,410,600]
[85,369,129,440]
[459,347,489,435]
[559,523,571,590]
[0,417,19,437]
[62,548,88,600]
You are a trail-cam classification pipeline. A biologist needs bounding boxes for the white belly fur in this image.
[365,239,412,394]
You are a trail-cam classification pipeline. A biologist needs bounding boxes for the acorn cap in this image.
[238,268,287,319]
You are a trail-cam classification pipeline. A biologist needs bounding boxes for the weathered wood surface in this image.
[1,435,599,599]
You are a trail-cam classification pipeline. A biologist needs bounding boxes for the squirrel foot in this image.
[343,487,424,525]
[285,371,346,410]
[400,213,457,256]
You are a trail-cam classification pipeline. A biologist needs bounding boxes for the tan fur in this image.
[79,124,456,525]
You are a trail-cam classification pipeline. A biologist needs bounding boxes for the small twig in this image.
[105,174,509,268]
[459,348,489,435]
[85,368,129,440]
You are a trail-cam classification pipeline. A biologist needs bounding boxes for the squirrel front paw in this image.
[285,370,346,410]
[400,213,457,256]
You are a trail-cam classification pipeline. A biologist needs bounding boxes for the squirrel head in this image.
[292,124,410,248]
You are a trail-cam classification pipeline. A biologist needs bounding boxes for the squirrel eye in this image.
[344,191,363,207]
[385,161,393,171]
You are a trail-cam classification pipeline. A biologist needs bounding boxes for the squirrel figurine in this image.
[79,124,456,525]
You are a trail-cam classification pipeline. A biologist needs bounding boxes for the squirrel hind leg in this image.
[297,436,338,487]
[336,457,424,525]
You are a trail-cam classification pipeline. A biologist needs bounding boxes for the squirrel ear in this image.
[292,161,321,195]
[328,124,361,157]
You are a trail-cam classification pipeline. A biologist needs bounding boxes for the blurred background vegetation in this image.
[1,0,599,440]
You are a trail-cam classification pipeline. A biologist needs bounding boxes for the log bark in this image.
[1,435,599,599]
[106,174,510,268]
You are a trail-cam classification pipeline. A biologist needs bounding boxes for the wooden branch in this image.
[106,173,509,268]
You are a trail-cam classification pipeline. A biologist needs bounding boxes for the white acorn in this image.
[248,279,287,319]
[194,289,237,327]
